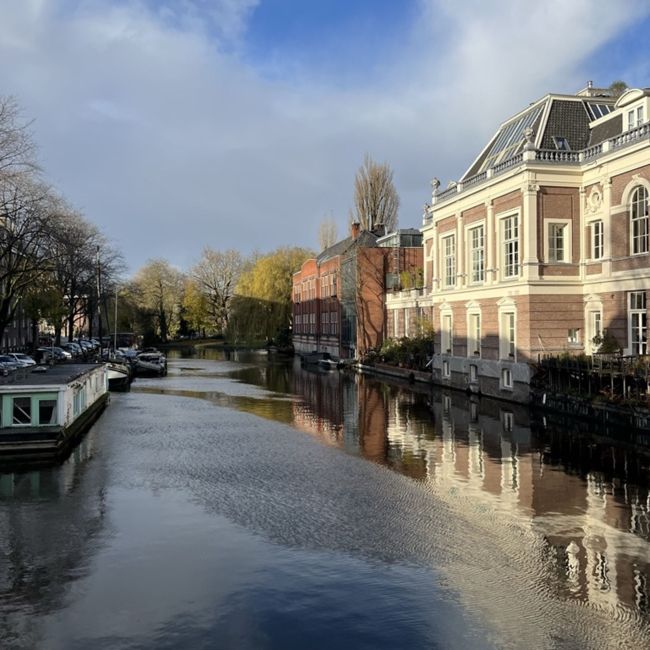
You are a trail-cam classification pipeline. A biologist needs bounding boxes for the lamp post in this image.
[96,246,102,355]
[114,285,118,352]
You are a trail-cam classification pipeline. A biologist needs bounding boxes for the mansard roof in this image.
[460,88,650,181]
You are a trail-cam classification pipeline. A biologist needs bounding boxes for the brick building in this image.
[420,84,650,401]
[292,224,423,359]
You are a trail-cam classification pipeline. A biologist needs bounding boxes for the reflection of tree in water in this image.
[0,431,109,646]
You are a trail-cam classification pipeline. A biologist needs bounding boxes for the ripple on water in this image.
[100,389,650,650]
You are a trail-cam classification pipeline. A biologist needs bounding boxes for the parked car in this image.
[7,353,36,367]
[50,346,72,360]
[35,348,53,364]
[0,355,20,371]
[61,342,81,357]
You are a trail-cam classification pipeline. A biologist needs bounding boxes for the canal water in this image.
[0,350,649,649]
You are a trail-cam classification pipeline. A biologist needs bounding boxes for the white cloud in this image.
[0,0,647,273]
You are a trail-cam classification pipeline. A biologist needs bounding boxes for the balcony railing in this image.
[535,149,581,163]
[426,120,650,214]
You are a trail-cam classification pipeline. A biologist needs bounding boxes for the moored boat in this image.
[107,361,132,391]
[0,363,109,465]
[134,351,167,377]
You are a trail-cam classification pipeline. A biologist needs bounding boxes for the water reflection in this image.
[176,348,650,623]
[0,428,108,647]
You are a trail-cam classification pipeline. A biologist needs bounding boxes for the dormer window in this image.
[552,136,570,151]
[628,106,644,130]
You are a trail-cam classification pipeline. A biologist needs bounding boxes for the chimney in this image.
[351,221,360,240]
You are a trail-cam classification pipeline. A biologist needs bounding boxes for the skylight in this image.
[586,103,614,120]
[481,104,544,170]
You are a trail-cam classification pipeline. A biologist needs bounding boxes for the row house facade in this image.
[419,84,650,402]
[293,225,423,359]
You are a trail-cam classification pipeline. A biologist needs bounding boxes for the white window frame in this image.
[500,213,519,279]
[567,328,580,345]
[442,234,456,288]
[630,186,649,255]
[587,308,602,354]
[628,291,647,355]
[498,300,517,361]
[589,220,604,260]
[501,367,513,390]
[466,307,481,357]
[544,219,572,263]
[467,223,485,284]
[469,363,478,382]
[440,310,453,354]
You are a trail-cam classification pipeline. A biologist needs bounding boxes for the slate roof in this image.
[0,363,102,388]
[459,91,643,180]
[539,100,592,150]
[317,230,380,264]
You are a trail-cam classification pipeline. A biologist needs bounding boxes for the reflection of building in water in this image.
[0,428,107,644]
[287,360,650,618]
[291,365,345,447]
[385,389,650,619]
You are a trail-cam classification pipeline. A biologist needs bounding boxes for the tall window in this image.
[589,310,602,352]
[469,225,485,283]
[468,313,481,356]
[631,187,649,254]
[548,223,567,262]
[629,291,647,355]
[502,215,519,278]
[500,311,516,359]
[441,313,453,353]
[590,220,604,260]
[443,235,456,288]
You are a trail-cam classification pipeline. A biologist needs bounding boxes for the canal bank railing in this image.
[532,353,650,433]
[534,353,650,399]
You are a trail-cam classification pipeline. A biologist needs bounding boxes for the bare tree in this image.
[353,154,399,233]
[0,178,55,344]
[318,215,338,251]
[191,248,243,333]
[48,204,123,342]
[0,96,38,177]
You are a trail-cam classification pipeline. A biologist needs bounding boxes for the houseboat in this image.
[0,363,109,465]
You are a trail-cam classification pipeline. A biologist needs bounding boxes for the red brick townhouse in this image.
[293,224,423,359]
[418,84,650,402]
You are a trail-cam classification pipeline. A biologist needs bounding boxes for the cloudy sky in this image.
[1,0,649,274]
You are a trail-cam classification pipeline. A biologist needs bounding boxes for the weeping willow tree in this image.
[227,247,313,345]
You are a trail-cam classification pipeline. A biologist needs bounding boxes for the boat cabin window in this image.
[73,387,86,417]
[38,399,57,425]
[13,397,32,425]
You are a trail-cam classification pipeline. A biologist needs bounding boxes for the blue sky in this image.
[0,0,649,273]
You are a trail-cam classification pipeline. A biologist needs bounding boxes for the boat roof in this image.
[0,363,104,389]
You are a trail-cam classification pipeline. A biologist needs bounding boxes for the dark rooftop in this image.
[0,363,103,388]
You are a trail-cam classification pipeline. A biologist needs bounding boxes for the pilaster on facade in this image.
[421,85,650,403]
[521,182,540,281]
[485,200,495,287]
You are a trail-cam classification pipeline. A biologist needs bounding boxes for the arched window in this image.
[631,186,649,254]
